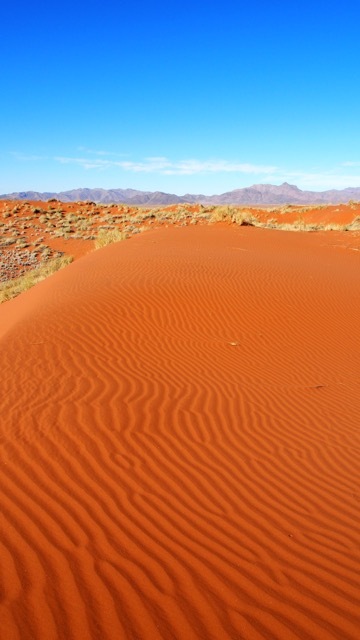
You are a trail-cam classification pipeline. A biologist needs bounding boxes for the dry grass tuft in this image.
[231,210,259,226]
[347,216,360,230]
[94,229,127,249]
[210,206,236,222]
[0,255,73,304]
[210,206,259,226]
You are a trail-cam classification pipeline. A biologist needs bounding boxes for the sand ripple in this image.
[1,226,360,639]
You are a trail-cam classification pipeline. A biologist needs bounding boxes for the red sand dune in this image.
[1,225,360,640]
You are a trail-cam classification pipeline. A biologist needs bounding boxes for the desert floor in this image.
[1,219,360,639]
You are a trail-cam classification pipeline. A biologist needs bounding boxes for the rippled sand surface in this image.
[1,225,360,640]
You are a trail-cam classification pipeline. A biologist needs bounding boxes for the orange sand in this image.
[1,225,360,639]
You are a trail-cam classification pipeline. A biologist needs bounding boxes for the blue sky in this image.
[1,0,360,194]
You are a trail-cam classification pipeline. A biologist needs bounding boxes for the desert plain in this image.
[1,199,360,639]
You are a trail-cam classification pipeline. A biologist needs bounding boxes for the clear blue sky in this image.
[1,0,360,194]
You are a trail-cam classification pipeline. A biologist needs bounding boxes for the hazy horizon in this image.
[3,181,360,199]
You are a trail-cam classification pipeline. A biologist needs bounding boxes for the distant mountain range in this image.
[1,183,360,205]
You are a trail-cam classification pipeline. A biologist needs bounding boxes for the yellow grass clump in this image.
[94,229,127,249]
[210,206,259,226]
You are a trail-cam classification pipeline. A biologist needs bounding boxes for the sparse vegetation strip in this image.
[0,255,73,303]
[1,198,359,303]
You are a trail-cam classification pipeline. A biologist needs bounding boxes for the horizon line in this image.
[2,181,360,198]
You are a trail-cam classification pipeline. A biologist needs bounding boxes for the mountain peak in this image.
[1,183,359,205]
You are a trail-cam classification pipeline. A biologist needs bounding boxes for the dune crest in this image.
[1,225,360,639]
